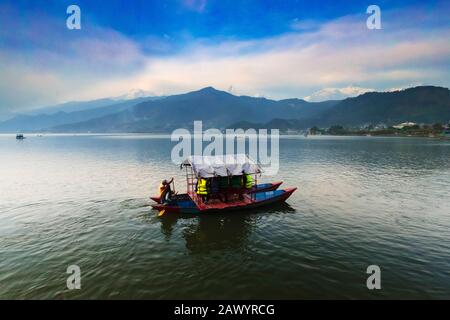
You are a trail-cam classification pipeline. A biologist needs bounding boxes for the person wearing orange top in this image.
[158,177,174,204]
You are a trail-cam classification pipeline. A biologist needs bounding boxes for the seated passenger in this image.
[230,175,244,200]
[197,177,209,204]
[244,173,253,189]
[210,177,220,194]
[231,175,243,189]
[218,176,229,202]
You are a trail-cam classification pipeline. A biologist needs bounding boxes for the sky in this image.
[0,0,449,116]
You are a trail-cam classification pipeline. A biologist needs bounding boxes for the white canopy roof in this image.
[181,154,262,178]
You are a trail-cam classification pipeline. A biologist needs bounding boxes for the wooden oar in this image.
[158,209,166,217]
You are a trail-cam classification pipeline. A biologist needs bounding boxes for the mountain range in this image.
[1,86,449,133]
[0,96,161,132]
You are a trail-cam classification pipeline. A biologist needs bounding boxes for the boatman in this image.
[197,177,208,204]
[159,177,174,204]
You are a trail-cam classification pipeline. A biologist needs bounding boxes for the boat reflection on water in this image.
[157,203,296,253]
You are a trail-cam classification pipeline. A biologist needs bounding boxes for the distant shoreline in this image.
[309,133,449,139]
[2,132,449,140]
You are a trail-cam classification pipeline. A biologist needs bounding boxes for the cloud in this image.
[181,0,208,12]
[0,4,147,113]
[113,7,450,100]
[290,18,322,32]
[114,88,157,100]
[304,86,375,102]
[0,2,449,114]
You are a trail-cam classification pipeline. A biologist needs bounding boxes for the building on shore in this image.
[393,122,417,129]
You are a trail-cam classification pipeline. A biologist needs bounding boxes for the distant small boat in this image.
[16,134,25,140]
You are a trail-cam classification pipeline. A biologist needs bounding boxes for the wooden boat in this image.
[151,154,296,215]
[149,181,283,203]
[152,188,296,214]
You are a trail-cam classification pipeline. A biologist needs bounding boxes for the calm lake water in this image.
[1,134,449,299]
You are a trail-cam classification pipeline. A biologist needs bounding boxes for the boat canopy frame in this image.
[180,154,262,178]
[181,154,261,198]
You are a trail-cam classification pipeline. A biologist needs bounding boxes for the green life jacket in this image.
[244,174,253,189]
